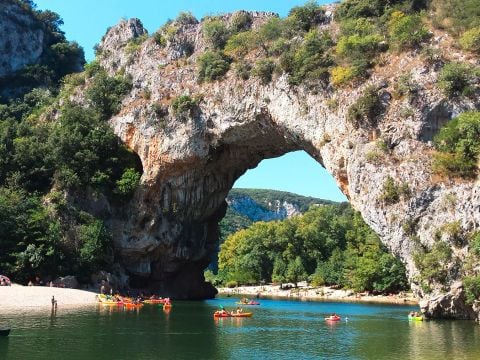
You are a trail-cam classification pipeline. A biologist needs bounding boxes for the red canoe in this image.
[325,315,341,322]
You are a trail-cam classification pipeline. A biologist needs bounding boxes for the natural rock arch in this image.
[98,16,479,318]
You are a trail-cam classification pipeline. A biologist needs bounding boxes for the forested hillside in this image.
[220,188,336,240]
[0,0,141,283]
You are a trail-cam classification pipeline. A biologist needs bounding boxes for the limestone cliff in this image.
[0,0,44,77]
[88,11,480,318]
[226,188,330,223]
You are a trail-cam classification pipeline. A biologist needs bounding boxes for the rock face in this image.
[227,195,301,222]
[0,0,45,77]
[226,189,327,222]
[92,11,480,317]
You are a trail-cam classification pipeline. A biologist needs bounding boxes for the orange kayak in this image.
[124,303,143,308]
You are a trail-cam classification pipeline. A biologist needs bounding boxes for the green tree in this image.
[272,256,287,287]
[86,71,132,120]
[286,256,307,287]
[78,219,112,271]
[115,168,141,196]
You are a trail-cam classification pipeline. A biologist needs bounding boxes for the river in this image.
[1,297,479,359]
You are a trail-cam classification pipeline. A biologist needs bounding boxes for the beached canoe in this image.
[325,316,341,322]
[408,315,423,321]
[99,299,123,305]
[0,328,10,337]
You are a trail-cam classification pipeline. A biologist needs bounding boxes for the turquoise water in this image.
[1,298,479,360]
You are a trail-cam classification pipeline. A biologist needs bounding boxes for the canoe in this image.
[213,311,252,318]
[408,315,423,321]
[144,299,166,304]
[232,312,252,317]
[235,301,260,305]
[124,303,143,308]
[0,328,10,337]
[100,300,122,305]
[325,316,341,322]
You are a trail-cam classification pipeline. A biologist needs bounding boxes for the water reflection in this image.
[407,320,480,360]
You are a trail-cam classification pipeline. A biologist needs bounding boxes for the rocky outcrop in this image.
[90,12,480,316]
[0,0,45,77]
[225,189,325,222]
[227,195,301,222]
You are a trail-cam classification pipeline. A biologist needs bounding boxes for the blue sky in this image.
[34,0,346,202]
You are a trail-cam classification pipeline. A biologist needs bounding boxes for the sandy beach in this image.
[217,283,418,305]
[0,284,99,310]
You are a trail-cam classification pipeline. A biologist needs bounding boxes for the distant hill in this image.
[219,188,339,241]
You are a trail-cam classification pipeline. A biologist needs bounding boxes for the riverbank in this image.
[217,283,418,305]
[0,284,98,310]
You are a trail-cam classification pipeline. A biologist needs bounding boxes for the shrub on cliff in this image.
[284,30,334,86]
[460,27,480,54]
[413,241,452,285]
[171,95,198,121]
[229,12,253,33]
[433,111,480,178]
[379,176,411,205]
[286,0,326,33]
[438,62,479,97]
[335,0,409,21]
[197,51,231,82]
[340,17,378,37]
[203,17,230,49]
[252,59,276,84]
[336,33,383,66]
[347,85,384,128]
[331,66,356,86]
[224,31,257,58]
[175,11,198,25]
[387,11,429,50]
[463,276,480,304]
